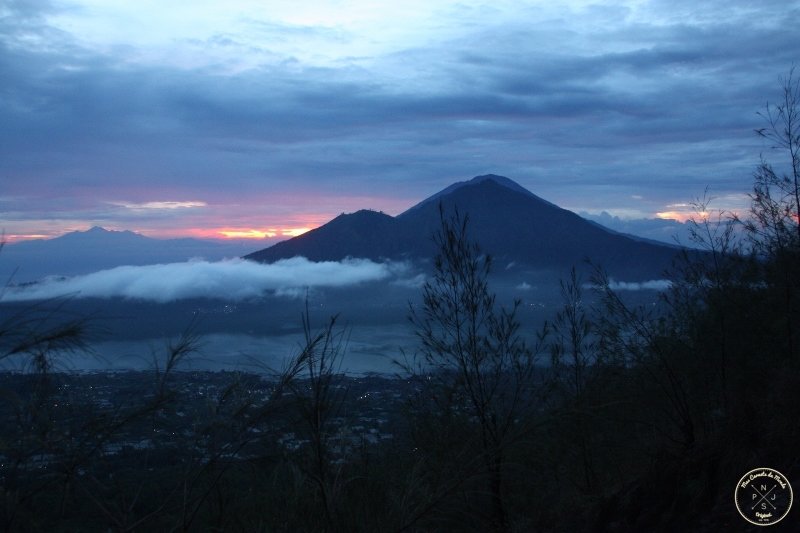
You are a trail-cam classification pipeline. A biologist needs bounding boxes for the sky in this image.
[2,0,799,244]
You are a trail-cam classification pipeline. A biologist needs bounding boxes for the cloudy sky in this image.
[2,0,798,243]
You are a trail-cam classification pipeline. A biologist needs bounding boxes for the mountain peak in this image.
[468,174,521,189]
[57,226,145,243]
[246,208,399,263]
[333,209,391,221]
[86,226,110,233]
[470,173,506,182]
[400,173,552,216]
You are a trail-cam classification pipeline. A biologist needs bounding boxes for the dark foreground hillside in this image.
[1,200,797,531]
[0,307,796,532]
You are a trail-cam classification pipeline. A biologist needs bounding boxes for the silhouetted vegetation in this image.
[1,71,799,531]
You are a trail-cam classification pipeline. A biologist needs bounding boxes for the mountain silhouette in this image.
[245,175,682,279]
[2,227,257,281]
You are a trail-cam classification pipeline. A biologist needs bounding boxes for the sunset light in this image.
[655,211,705,223]
[656,207,744,224]
[2,234,52,244]
[218,227,312,239]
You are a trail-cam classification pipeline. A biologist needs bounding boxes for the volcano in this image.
[245,175,681,279]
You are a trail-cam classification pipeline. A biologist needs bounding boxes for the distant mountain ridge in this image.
[246,174,682,279]
[1,227,258,282]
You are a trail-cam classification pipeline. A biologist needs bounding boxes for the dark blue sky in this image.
[1,0,798,243]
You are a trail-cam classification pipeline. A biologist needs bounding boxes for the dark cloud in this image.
[1,0,799,235]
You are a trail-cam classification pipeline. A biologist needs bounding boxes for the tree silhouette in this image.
[406,204,542,532]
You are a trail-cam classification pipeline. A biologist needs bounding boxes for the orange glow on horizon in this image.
[217,227,312,239]
[656,211,707,223]
[657,209,743,223]
[172,225,317,240]
[3,233,53,244]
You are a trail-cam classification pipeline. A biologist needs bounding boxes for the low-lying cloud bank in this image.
[603,279,672,291]
[1,257,402,303]
[579,279,672,292]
